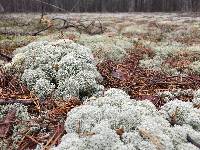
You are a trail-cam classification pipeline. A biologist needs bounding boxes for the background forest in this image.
[1,0,200,12]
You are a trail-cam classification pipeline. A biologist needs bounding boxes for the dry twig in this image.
[139,128,163,150]
[0,109,16,138]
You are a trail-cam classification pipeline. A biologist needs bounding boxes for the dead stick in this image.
[45,133,63,150]
[44,132,57,149]
[25,135,40,144]
[31,25,52,36]
[0,99,34,105]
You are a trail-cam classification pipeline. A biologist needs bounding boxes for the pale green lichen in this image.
[120,24,148,35]
[159,100,200,131]
[189,61,200,75]
[0,103,30,149]
[5,39,103,100]
[157,89,193,103]
[193,89,200,105]
[53,88,200,150]
[78,34,132,62]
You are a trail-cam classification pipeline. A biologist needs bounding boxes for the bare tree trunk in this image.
[129,0,135,12]
[182,0,192,11]
[0,3,4,12]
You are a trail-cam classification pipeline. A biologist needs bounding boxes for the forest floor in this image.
[0,13,200,149]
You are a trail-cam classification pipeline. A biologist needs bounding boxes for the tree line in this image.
[1,0,200,12]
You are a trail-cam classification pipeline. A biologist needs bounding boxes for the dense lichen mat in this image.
[0,13,200,149]
[97,52,200,108]
[53,89,200,150]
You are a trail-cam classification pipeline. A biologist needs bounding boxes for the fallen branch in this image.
[0,99,34,105]
[44,123,64,149]
[0,30,30,36]
[0,109,16,138]
[31,25,52,36]
[18,134,40,150]
[0,15,105,37]
[139,128,163,150]
[52,17,105,35]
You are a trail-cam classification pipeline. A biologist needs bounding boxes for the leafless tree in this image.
[0,3,4,12]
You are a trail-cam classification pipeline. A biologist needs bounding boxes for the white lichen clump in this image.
[120,24,148,35]
[139,40,200,75]
[5,39,103,100]
[157,89,193,103]
[78,34,132,62]
[160,100,200,131]
[0,103,30,149]
[139,42,184,73]
[193,89,200,105]
[53,88,200,150]
[189,61,200,75]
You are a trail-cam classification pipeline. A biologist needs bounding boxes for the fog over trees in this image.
[0,0,200,12]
